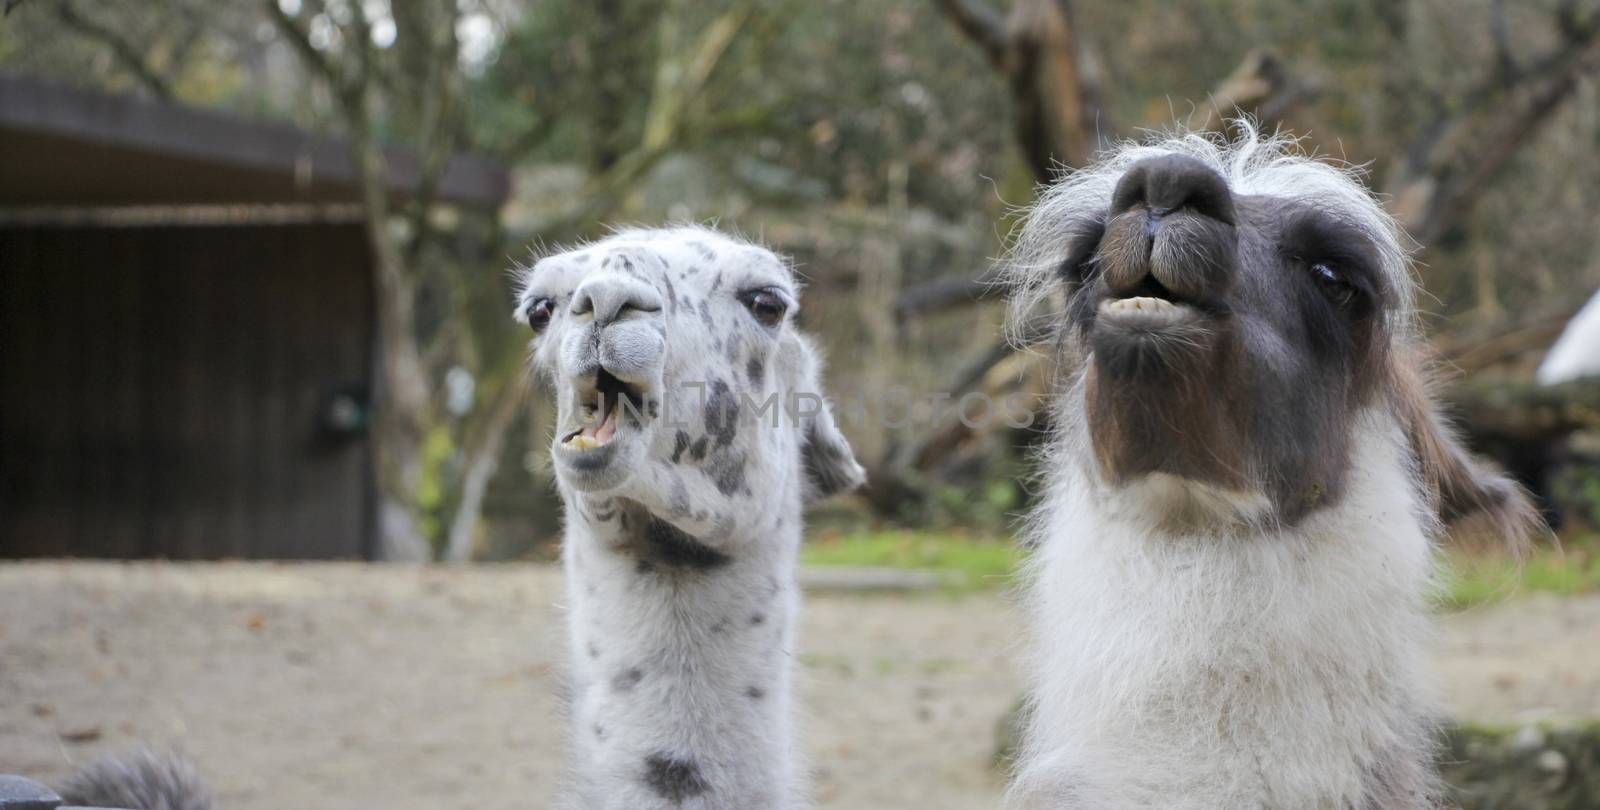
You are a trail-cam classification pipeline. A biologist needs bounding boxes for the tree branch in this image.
[54,1,172,98]
[932,0,1011,70]
[1447,377,1600,444]
[537,7,752,239]
[896,267,1004,318]
[261,0,347,101]
[1403,30,1600,245]
[1491,0,1521,82]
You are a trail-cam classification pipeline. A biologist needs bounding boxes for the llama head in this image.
[1006,127,1535,537]
[514,226,863,505]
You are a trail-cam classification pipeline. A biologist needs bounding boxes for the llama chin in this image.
[1002,125,1538,809]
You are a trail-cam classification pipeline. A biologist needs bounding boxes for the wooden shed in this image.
[0,72,509,560]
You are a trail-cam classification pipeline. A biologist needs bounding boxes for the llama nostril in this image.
[1110,154,1237,226]
[571,278,664,327]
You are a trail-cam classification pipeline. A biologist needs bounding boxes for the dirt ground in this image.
[0,562,1596,810]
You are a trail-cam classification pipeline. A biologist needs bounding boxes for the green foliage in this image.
[415,424,459,547]
[1437,537,1600,612]
[801,529,1600,606]
[1442,722,1600,809]
[801,529,1020,589]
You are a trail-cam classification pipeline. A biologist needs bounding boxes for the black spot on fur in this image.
[636,559,656,575]
[703,379,739,448]
[671,430,692,463]
[644,754,709,802]
[612,667,644,693]
[587,641,600,659]
[689,436,709,462]
[594,723,606,739]
[746,356,765,387]
[746,686,765,699]
[710,617,730,634]
[642,517,732,570]
[750,613,766,626]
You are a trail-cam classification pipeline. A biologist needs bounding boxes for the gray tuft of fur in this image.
[58,750,215,810]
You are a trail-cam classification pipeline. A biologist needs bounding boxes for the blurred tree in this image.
[3,0,789,559]
[7,0,1600,539]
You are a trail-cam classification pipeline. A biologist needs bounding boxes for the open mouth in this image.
[1098,274,1201,327]
[560,368,646,452]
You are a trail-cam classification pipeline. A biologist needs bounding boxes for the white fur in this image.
[1011,408,1439,808]
[516,227,861,810]
[1537,287,1600,384]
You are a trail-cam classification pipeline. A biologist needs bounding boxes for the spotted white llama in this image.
[1001,127,1537,809]
[513,227,864,810]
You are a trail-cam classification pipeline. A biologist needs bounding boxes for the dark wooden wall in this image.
[0,223,375,559]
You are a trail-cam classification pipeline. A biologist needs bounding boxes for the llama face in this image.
[1007,132,1533,533]
[515,227,862,506]
[1060,153,1396,521]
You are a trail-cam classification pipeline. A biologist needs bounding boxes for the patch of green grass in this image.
[1437,536,1600,611]
[801,530,1021,589]
[803,530,1600,607]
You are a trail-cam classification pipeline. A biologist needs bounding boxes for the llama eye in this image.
[740,289,788,327]
[526,297,555,333]
[1310,263,1356,308]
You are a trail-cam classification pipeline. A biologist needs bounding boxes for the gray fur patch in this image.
[746,356,765,387]
[671,430,692,464]
[58,750,215,810]
[704,448,748,497]
[698,298,717,338]
[612,667,644,692]
[663,275,679,313]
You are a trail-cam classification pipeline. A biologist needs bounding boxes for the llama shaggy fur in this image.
[1002,126,1535,809]
[57,750,214,810]
[514,226,864,810]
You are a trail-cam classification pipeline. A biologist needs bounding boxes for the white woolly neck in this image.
[1011,415,1442,809]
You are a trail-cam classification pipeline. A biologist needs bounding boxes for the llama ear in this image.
[779,333,866,504]
[1390,357,1540,550]
[800,397,866,504]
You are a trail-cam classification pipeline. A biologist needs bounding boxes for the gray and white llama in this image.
[1001,128,1536,809]
[514,226,865,809]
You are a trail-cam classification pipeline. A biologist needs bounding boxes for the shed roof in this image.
[0,72,509,209]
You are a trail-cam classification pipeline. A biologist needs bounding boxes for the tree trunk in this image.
[444,380,527,563]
